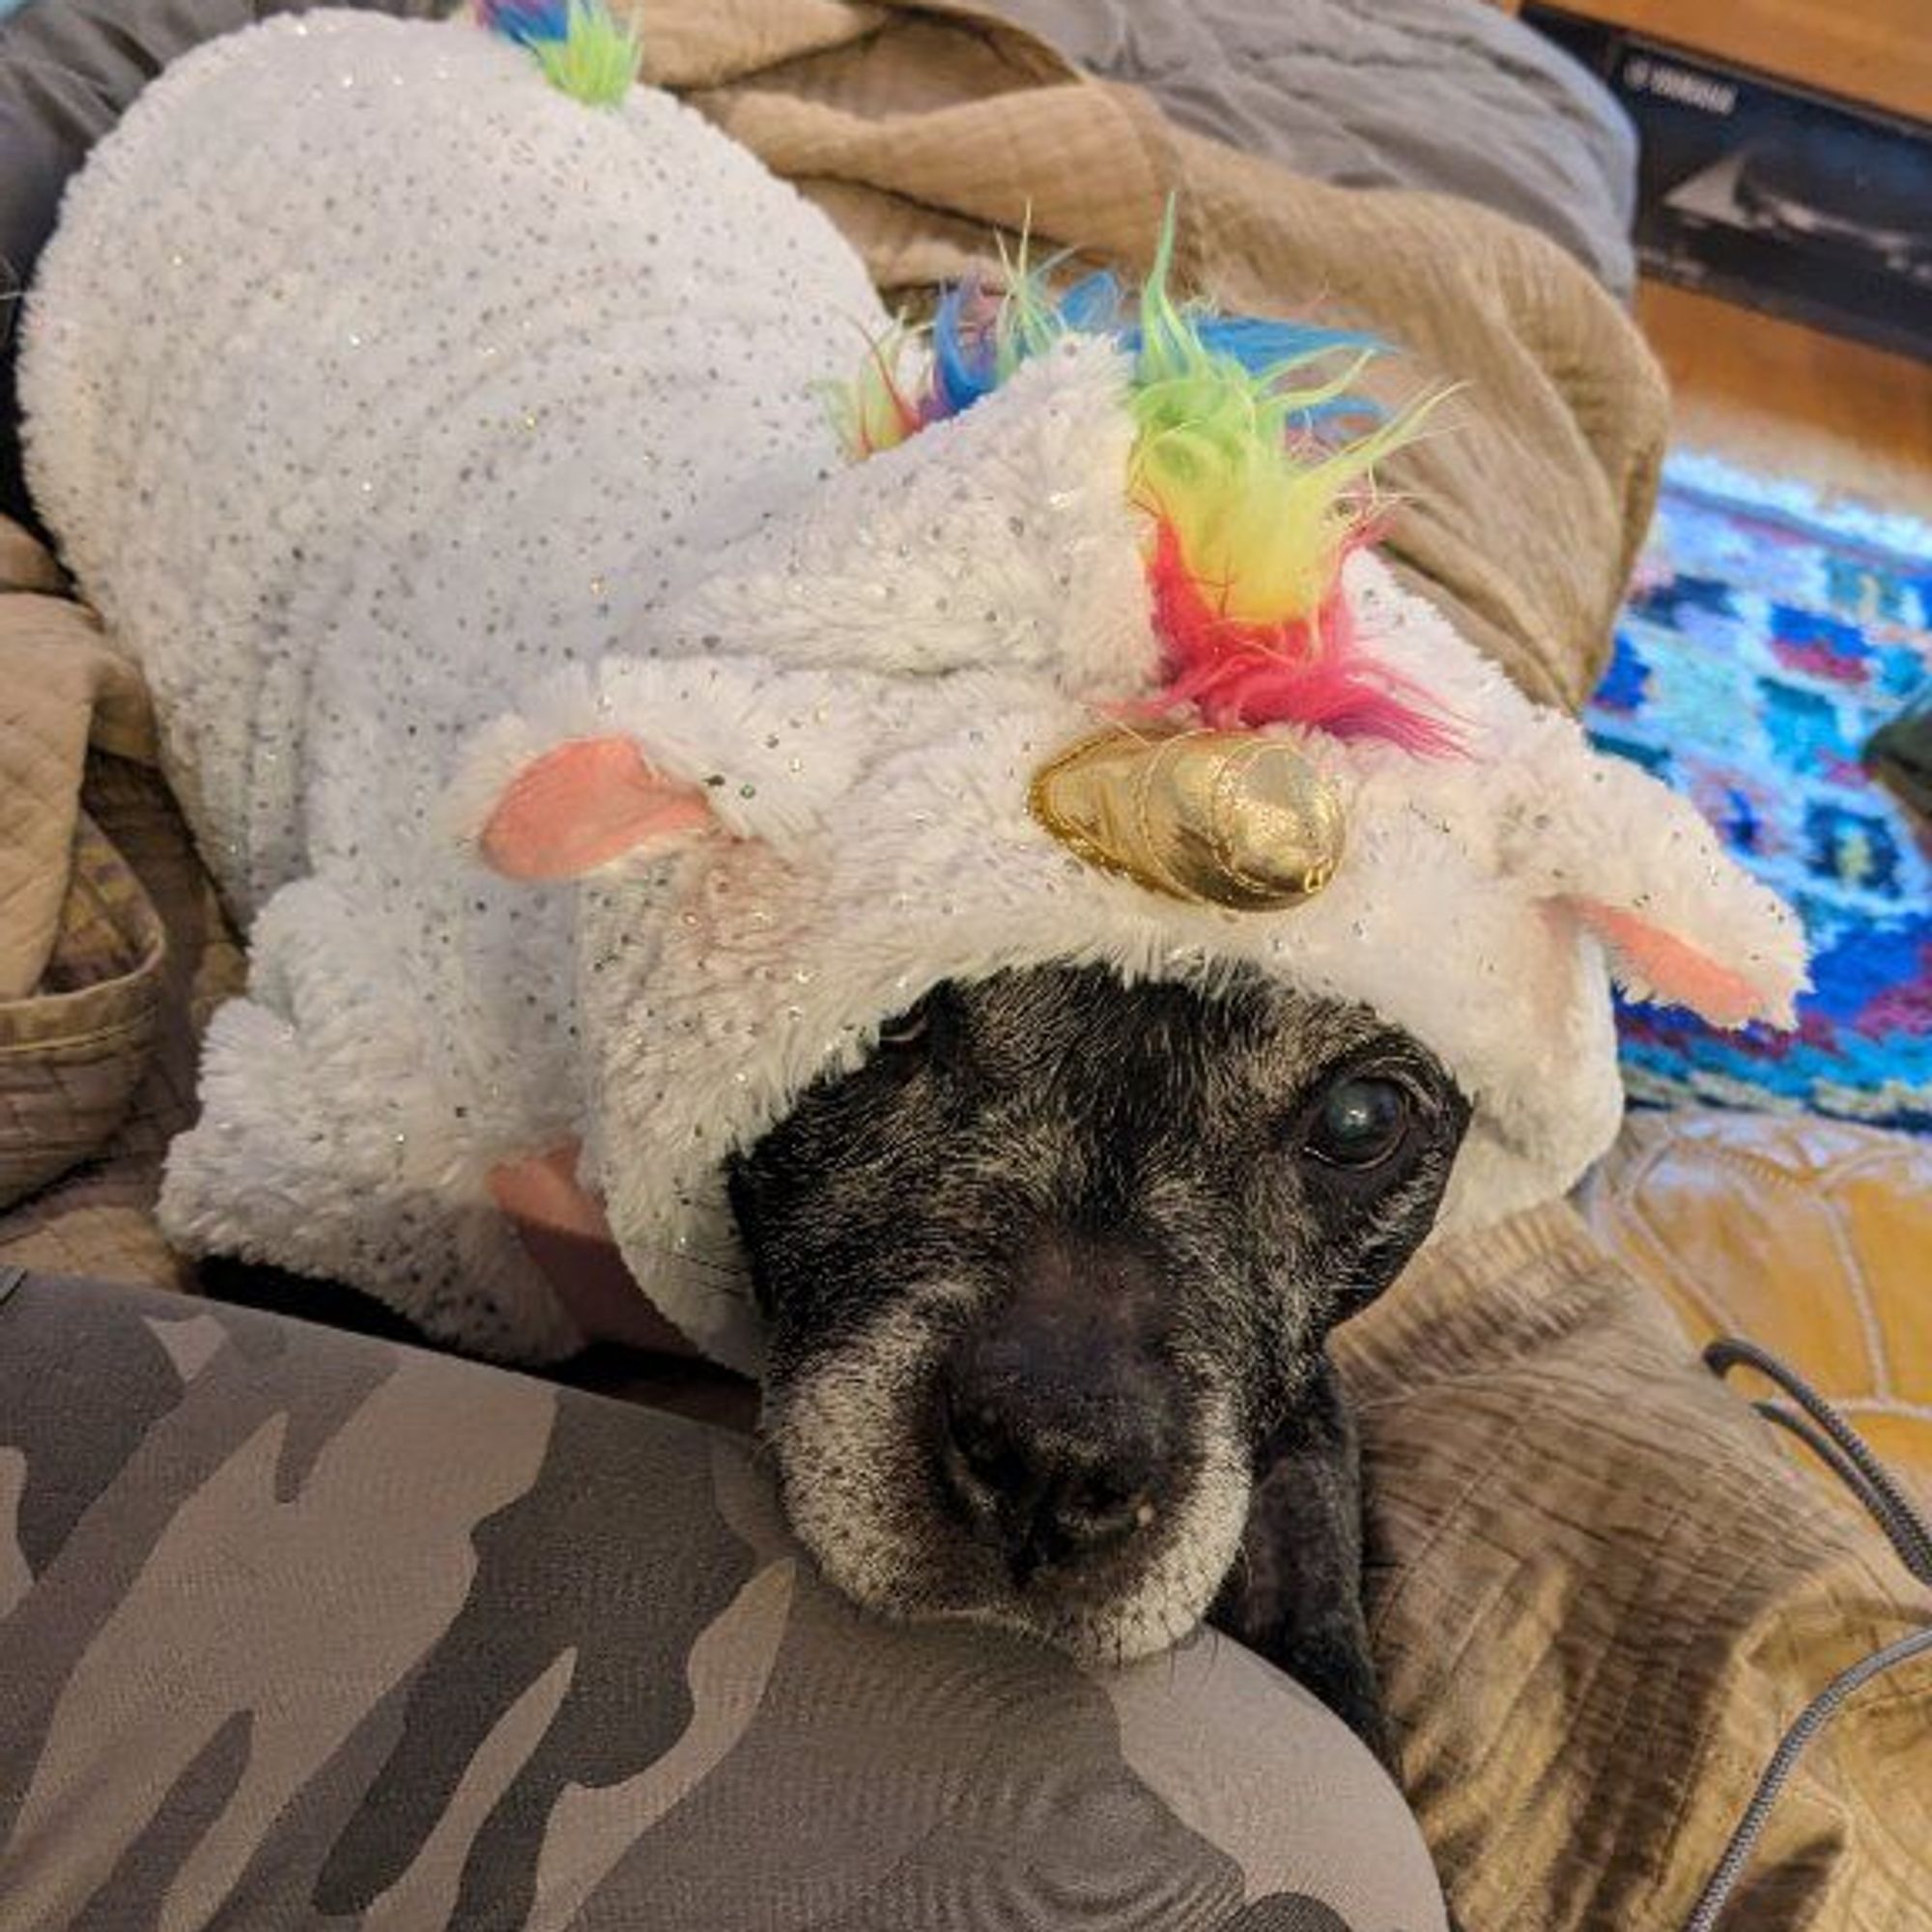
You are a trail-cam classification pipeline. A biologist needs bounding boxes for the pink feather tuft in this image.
[1141,522,1464,755]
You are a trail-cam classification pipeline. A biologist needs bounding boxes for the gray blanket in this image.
[996,0,1638,296]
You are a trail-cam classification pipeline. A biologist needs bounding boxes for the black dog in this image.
[729,962,1470,1755]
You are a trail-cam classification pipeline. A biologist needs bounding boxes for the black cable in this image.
[1679,1625,1932,1932]
[1707,1336,1932,1580]
[1680,1338,1932,1932]
[1750,1400,1932,1583]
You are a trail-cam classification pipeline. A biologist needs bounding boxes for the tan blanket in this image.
[3,4,1923,1927]
[0,520,242,1278]
[1339,1203,1931,1931]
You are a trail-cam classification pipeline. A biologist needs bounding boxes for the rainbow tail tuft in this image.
[476,0,639,108]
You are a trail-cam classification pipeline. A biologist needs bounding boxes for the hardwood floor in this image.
[1635,280,1932,524]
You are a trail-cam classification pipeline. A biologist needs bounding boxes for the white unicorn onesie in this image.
[21,4,1804,1372]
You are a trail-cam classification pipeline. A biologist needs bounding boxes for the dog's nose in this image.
[932,1330,1173,1582]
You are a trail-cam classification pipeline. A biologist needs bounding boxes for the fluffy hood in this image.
[455,328,1805,1374]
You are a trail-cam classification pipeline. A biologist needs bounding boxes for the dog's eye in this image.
[1302,1076,1410,1169]
[877,999,932,1051]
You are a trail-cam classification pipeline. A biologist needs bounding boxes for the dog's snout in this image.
[931,1318,1175,1583]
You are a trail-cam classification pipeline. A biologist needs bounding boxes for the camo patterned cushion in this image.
[0,1269,1450,1931]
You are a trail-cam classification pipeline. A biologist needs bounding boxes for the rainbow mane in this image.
[476,0,639,107]
[831,225,1462,757]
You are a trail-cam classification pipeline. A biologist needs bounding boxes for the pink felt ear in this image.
[489,1145,702,1356]
[1568,897,1768,1030]
[480,737,715,881]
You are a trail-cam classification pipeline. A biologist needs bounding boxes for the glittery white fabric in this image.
[22,13,1804,1372]
[23,12,889,1356]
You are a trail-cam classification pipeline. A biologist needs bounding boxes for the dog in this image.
[733,964,1469,1752]
[21,7,1801,1776]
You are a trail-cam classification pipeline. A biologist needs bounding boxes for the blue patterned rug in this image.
[1585,453,1932,1133]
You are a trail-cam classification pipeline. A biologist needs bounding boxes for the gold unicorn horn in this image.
[1028,727,1345,912]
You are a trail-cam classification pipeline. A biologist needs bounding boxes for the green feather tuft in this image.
[531,0,640,108]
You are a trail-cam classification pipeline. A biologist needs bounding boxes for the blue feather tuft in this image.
[476,0,572,46]
[931,283,996,416]
[1194,314,1382,372]
[1056,270,1125,333]
[926,262,1387,431]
